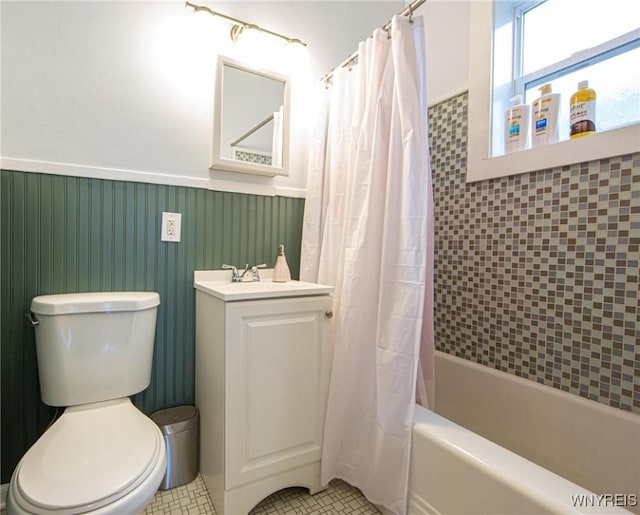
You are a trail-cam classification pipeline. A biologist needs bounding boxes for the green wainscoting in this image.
[0,169,305,483]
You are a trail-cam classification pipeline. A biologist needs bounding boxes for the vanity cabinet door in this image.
[224,295,332,490]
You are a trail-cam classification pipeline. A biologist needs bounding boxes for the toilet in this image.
[7,292,167,515]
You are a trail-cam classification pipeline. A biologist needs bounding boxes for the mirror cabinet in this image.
[212,57,290,177]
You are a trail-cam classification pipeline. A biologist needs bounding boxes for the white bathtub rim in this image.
[413,405,632,514]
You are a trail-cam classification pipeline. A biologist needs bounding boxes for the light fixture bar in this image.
[185,2,307,47]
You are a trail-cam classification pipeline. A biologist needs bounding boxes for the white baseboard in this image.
[375,504,395,515]
[408,491,438,515]
[1,482,9,510]
[374,492,436,515]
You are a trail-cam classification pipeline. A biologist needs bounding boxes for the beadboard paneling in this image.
[0,169,304,483]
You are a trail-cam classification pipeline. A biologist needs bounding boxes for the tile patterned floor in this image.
[144,474,214,514]
[144,474,381,515]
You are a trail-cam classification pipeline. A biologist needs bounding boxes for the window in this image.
[467,0,640,182]
[494,0,640,157]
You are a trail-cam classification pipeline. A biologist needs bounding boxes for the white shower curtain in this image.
[300,14,434,515]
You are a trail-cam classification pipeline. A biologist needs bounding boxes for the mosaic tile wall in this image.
[429,92,639,413]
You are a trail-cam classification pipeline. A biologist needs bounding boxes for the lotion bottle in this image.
[570,80,596,139]
[531,83,560,147]
[273,244,291,282]
[504,95,530,153]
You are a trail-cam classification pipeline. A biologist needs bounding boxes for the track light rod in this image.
[185,2,307,47]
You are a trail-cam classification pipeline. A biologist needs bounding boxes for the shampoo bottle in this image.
[570,80,596,139]
[504,95,530,153]
[531,83,560,147]
[273,244,291,282]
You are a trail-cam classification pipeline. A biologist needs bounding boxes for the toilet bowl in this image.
[7,398,167,514]
[7,292,166,515]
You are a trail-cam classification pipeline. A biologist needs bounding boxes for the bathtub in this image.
[408,351,639,515]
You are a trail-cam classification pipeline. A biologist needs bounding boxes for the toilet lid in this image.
[17,399,162,511]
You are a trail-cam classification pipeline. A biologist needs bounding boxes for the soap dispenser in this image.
[273,244,291,282]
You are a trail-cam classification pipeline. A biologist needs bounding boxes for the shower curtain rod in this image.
[321,0,427,84]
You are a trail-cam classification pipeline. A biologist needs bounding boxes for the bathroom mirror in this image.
[211,57,290,177]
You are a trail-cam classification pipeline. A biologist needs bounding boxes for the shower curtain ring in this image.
[409,3,413,23]
[347,55,353,71]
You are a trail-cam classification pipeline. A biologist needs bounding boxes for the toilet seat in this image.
[14,398,164,513]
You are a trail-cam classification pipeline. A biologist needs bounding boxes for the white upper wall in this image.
[418,0,470,105]
[0,1,470,196]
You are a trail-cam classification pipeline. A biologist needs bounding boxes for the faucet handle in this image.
[250,263,268,281]
[222,263,238,275]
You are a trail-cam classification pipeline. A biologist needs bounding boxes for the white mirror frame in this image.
[211,56,290,178]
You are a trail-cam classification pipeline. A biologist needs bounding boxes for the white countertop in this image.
[194,269,334,301]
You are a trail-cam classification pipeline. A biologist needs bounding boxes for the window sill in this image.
[466,1,640,184]
[467,123,640,182]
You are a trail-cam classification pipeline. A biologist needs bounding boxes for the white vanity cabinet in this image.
[194,271,333,515]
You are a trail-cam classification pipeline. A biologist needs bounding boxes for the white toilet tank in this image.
[30,292,160,407]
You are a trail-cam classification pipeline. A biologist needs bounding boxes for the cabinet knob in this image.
[325,311,333,319]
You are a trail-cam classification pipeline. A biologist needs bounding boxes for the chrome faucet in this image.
[222,263,249,282]
[222,263,267,282]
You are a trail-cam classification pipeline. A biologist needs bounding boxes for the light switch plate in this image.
[161,212,182,242]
